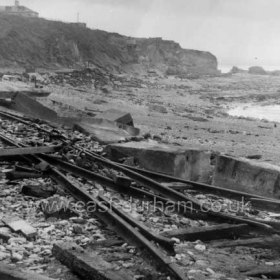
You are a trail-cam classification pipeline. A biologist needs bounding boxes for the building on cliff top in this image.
[0,0,39,17]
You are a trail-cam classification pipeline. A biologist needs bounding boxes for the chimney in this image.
[15,0,19,6]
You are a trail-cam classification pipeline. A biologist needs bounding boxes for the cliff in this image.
[0,15,218,76]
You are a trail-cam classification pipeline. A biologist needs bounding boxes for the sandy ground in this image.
[43,72,280,166]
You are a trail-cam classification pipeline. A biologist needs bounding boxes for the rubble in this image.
[97,109,134,126]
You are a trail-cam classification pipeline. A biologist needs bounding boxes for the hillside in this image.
[0,15,218,75]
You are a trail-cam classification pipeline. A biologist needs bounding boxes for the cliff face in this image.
[0,15,218,75]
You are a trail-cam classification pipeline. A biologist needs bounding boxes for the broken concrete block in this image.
[97,108,134,126]
[2,217,37,239]
[212,155,280,198]
[7,93,57,122]
[74,118,140,144]
[106,141,212,183]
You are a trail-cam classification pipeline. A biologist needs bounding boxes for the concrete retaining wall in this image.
[106,141,213,183]
[212,155,280,198]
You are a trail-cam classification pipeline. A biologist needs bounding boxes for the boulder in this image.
[106,141,212,183]
[212,155,280,198]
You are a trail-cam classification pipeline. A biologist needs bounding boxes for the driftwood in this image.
[53,242,133,280]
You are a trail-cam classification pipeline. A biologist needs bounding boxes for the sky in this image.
[2,0,280,70]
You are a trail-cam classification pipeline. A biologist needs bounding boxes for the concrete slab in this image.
[212,155,280,198]
[8,93,57,121]
[74,118,140,144]
[97,109,134,126]
[106,141,212,183]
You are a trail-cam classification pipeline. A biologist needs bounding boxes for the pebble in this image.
[171,237,180,244]
[73,225,84,234]
[0,252,9,261]
[194,244,206,252]
[11,252,23,262]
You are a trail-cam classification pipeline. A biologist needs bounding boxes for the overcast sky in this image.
[3,0,280,69]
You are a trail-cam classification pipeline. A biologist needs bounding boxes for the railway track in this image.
[1,109,280,280]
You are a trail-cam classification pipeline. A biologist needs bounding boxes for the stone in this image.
[2,217,37,239]
[11,252,23,262]
[106,141,212,182]
[0,252,9,261]
[194,244,206,252]
[212,155,280,198]
[73,225,84,234]
[40,196,78,219]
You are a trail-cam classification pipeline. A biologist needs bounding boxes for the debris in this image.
[21,184,57,198]
[40,196,78,219]
[5,92,58,122]
[0,227,12,242]
[52,242,133,280]
[6,171,42,180]
[73,118,140,144]
[112,174,132,188]
[149,105,168,114]
[162,224,249,241]
[2,216,37,239]
[97,108,134,126]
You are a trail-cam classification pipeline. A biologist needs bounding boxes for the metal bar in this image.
[97,194,175,253]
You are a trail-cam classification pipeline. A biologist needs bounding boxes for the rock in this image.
[40,196,78,219]
[248,66,267,75]
[7,93,58,122]
[149,105,168,114]
[72,225,84,234]
[0,252,9,261]
[2,217,37,239]
[194,244,206,252]
[21,184,57,198]
[11,252,23,262]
